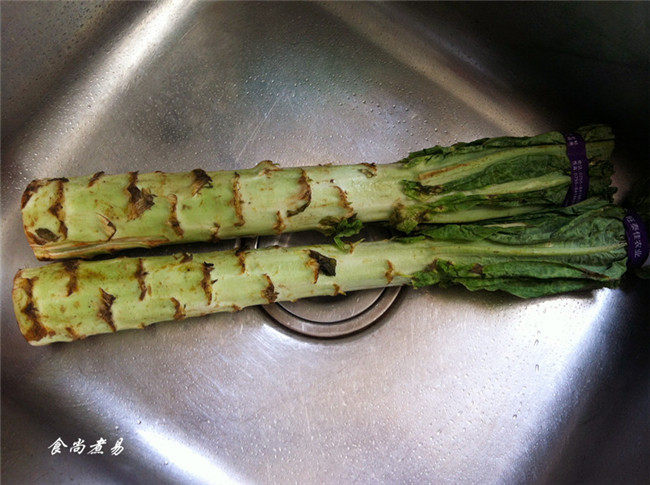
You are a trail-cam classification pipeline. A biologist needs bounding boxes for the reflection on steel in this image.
[137,429,240,485]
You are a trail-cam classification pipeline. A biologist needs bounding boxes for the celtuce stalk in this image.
[22,125,614,260]
[14,199,628,345]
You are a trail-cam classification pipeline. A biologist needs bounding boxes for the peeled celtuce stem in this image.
[21,126,614,260]
[13,199,627,345]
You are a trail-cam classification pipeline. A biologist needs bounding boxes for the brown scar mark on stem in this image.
[235,249,247,273]
[31,228,60,245]
[262,274,278,303]
[333,284,345,296]
[48,178,68,238]
[88,171,105,187]
[385,260,395,284]
[393,202,405,217]
[210,223,220,242]
[307,257,319,283]
[15,275,54,342]
[135,259,148,300]
[231,172,245,227]
[178,253,193,263]
[21,179,49,209]
[167,194,184,237]
[287,169,312,217]
[145,239,166,248]
[63,260,80,296]
[469,263,484,276]
[155,170,168,186]
[201,262,214,305]
[191,169,213,196]
[333,186,354,218]
[418,162,470,180]
[360,162,377,178]
[273,211,286,234]
[171,298,185,320]
[98,288,117,332]
[348,238,363,254]
[126,171,155,220]
[255,160,280,176]
[231,304,242,312]
[65,326,85,340]
[98,214,117,240]
[307,250,337,283]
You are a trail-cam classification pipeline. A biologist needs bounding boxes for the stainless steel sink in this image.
[2,2,648,483]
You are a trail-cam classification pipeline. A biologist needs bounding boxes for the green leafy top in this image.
[399,125,614,168]
[392,125,616,232]
[402,198,628,298]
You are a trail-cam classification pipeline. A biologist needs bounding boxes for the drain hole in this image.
[279,290,383,324]
[254,224,401,337]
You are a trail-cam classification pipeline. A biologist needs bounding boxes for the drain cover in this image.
[254,226,401,338]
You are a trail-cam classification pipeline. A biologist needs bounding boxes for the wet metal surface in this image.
[2,2,649,483]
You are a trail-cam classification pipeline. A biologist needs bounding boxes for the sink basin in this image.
[2,2,648,483]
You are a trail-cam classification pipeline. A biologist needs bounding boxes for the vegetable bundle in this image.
[21,125,614,260]
[14,199,629,345]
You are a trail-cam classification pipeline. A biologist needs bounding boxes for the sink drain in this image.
[253,227,401,338]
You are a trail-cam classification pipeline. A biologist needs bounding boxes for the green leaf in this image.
[393,125,615,230]
[320,216,364,251]
[406,198,628,297]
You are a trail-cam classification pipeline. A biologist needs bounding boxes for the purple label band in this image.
[623,211,649,268]
[562,133,590,207]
